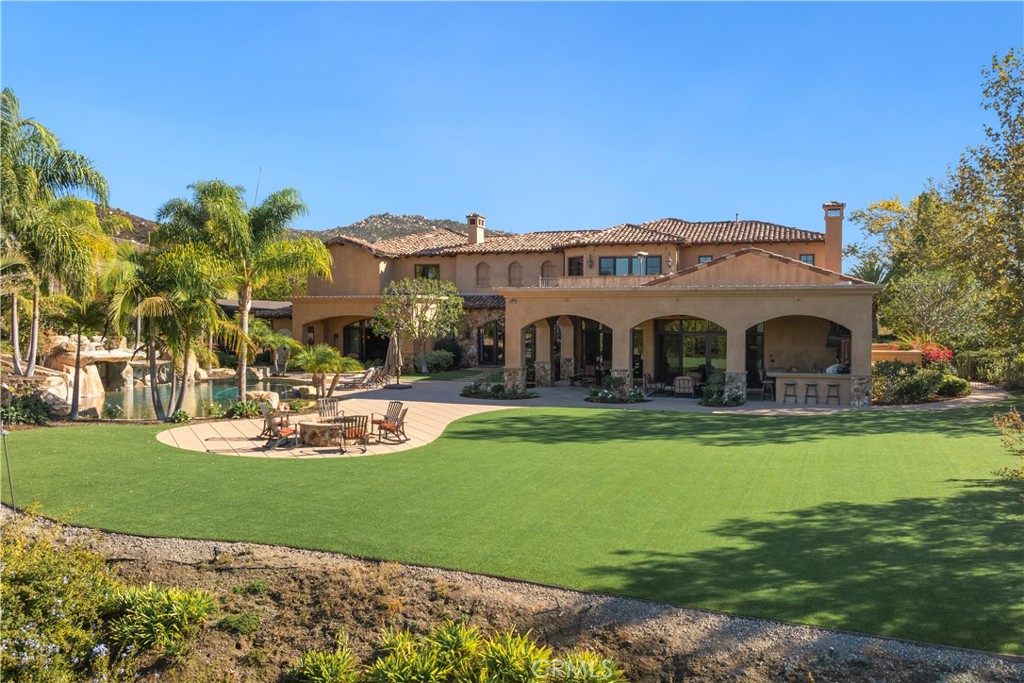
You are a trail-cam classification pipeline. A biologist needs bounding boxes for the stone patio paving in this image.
[157,379,1011,459]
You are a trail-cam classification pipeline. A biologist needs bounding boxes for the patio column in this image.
[534,320,552,386]
[557,316,575,383]
[848,301,874,407]
[641,319,655,379]
[610,325,633,397]
[503,322,526,393]
[724,323,748,400]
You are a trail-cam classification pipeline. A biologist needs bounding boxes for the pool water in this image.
[83,379,300,420]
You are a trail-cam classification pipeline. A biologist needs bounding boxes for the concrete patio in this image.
[156,379,1011,459]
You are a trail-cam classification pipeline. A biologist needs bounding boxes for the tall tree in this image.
[1,89,109,375]
[949,48,1024,348]
[155,180,332,400]
[372,277,465,374]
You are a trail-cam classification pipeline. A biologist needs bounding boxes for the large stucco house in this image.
[291,202,881,405]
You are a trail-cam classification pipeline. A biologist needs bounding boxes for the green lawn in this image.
[6,404,1023,654]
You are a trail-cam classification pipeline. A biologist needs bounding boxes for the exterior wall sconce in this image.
[666,254,673,270]
[587,254,594,269]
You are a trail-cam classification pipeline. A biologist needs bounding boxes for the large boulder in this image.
[194,366,209,382]
[102,360,134,392]
[295,385,318,399]
[248,391,280,410]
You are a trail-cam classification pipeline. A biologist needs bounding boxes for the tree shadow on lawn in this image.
[580,479,1024,654]
[447,404,1004,448]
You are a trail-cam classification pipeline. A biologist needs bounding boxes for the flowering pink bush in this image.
[920,341,953,365]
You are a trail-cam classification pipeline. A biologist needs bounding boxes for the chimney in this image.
[466,213,486,245]
[822,201,845,273]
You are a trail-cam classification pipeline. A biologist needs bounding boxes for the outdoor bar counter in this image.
[765,371,850,405]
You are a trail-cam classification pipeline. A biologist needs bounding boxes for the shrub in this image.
[406,349,456,374]
[169,409,192,424]
[289,633,359,683]
[432,336,463,368]
[480,629,553,681]
[102,402,125,420]
[231,580,268,596]
[105,583,215,657]
[225,400,261,419]
[872,361,951,404]
[0,393,50,425]
[461,379,537,400]
[586,377,648,404]
[243,646,270,668]
[288,398,312,412]
[0,513,118,681]
[199,400,226,419]
[993,408,1024,487]
[218,611,261,635]
[215,350,238,369]
[935,374,970,397]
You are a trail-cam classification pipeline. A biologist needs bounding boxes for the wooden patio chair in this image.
[377,407,409,444]
[264,413,298,449]
[317,397,344,422]
[259,402,290,438]
[581,364,597,387]
[337,414,369,454]
[371,401,403,439]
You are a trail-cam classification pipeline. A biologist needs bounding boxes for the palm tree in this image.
[247,317,301,375]
[155,180,332,400]
[1,88,109,376]
[51,293,108,420]
[291,344,346,398]
[849,255,892,339]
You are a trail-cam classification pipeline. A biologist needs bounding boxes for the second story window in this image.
[598,256,663,276]
[475,262,490,286]
[415,264,440,280]
[508,261,523,286]
[541,260,558,280]
[698,255,713,264]
[567,256,584,276]
[800,254,815,265]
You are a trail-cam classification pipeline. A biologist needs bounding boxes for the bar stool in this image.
[826,382,841,405]
[782,381,798,404]
[761,378,776,401]
[804,381,819,404]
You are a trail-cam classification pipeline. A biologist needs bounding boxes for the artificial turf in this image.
[5,404,1023,654]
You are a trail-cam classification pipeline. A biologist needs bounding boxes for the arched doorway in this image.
[342,320,388,362]
[654,318,726,383]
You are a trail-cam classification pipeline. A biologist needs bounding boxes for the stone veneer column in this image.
[609,368,631,399]
[557,316,575,383]
[849,375,871,407]
[504,366,525,393]
[534,322,552,386]
[723,372,747,403]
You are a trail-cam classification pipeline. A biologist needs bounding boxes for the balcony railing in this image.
[536,275,659,288]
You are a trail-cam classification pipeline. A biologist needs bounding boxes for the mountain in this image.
[308,213,510,242]
[94,205,159,243]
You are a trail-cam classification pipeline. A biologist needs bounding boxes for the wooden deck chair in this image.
[338,415,369,454]
[259,402,289,438]
[643,373,665,396]
[673,375,696,398]
[264,415,298,449]
[377,407,409,444]
[371,401,403,439]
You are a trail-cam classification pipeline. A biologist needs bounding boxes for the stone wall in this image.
[504,366,525,392]
[850,375,871,407]
[458,308,504,368]
[724,372,748,404]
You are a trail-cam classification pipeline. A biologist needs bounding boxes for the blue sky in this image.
[2,2,1021,250]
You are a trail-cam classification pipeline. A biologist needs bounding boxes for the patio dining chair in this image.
[643,373,665,396]
[673,375,696,398]
[377,407,409,444]
[337,414,369,454]
[317,397,344,422]
[371,401,403,439]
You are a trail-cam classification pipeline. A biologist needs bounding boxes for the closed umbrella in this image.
[383,331,406,388]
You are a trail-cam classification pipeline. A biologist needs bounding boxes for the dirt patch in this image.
[7,510,1021,682]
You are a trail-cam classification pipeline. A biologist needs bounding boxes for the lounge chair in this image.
[371,401,403,439]
[335,366,380,391]
[377,407,409,443]
[337,414,369,454]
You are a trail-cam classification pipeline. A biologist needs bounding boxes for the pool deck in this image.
[156,380,1011,459]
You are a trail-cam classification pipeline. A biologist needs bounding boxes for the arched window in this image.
[475,262,490,286]
[507,261,523,286]
[541,260,558,280]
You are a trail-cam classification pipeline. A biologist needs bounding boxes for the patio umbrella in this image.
[383,331,406,388]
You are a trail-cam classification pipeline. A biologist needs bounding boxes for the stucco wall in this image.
[309,244,386,296]
[765,316,841,372]
[678,242,825,270]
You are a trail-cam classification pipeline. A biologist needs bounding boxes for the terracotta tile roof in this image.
[638,218,823,244]
[325,217,823,258]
